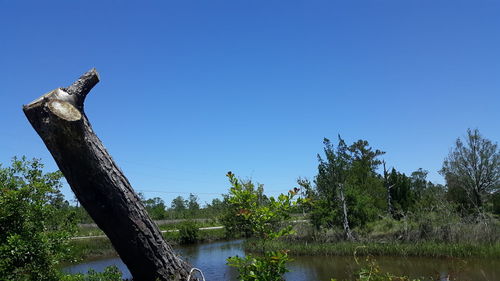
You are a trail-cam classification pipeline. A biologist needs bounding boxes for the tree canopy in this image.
[440,128,500,212]
[0,157,75,281]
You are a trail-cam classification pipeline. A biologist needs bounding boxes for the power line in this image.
[136,190,222,195]
[135,189,292,195]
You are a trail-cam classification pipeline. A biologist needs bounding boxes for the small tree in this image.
[188,193,200,217]
[171,196,187,211]
[310,136,385,239]
[385,168,413,215]
[314,137,353,238]
[0,157,76,281]
[220,176,267,238]
[224,172,298,281]
[440,129,500,212]
[204,198,226,218]
[143,197,167,220]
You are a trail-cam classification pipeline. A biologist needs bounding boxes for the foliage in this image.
[309,136,386,232]
[188,193,200,215]
[171,195,188,212]
[178,220,199,244]
[227,250,290,281]
[384,167,444,217]
[385,168,413,215]
[61,266,123,281]
[0,157,76,281]
[203,197,227,218]
[224,172,298,281]
[142,196,167,220]
[493,191,500,215]
[70,204,94,224]
[220,174,268,238]
[130,193,210,220]
[440,128,500,212]
[164,194,203,219]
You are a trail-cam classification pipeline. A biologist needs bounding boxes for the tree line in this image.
[73,128,500,239]
[0,128,498,280]
[292,129,499,241]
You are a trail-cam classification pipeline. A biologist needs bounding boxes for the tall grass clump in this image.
[250,239,500,258]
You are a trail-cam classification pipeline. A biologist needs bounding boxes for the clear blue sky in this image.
[1,1,499,206]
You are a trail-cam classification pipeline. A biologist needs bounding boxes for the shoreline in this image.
[67,228,227,261]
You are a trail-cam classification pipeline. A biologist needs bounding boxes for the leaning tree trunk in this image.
[23,69,194,281]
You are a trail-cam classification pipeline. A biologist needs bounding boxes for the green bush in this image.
[224,172,298,281]
[178,220,199,244]
[220,176,266,238]
[0,157,76,281]
[227,250,290,281]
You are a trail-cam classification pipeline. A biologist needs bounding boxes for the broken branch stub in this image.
[23,69,194,281]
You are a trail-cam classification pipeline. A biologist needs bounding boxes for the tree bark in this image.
[383,161,394,216]
[23,69,194,281]
[338,184,354,241]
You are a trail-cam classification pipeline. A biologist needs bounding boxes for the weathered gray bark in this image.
[383,161,394,216]
[23,69,193,281]
[338,184,354,241]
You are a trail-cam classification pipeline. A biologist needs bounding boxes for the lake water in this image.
[64,240,500,280]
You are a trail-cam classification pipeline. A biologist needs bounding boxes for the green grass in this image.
[246,239,500,258]
[74,226,105,237]
[68,237,117,261]
[68,228,226,261]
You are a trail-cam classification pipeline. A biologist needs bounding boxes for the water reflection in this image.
[63,257,131,278]
[64,240,500,280]
[178,239,242,280]
[287,254,499,281]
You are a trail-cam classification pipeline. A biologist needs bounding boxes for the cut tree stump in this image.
[23,69,194,281]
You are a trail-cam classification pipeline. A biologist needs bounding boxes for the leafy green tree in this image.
[386,168,413,215]
[346,140,386,229]
[0,157,76,281]
[310,136,385,236]
[296,177,314,215]
[224,172,298,281]
[311,137,351,233]
[171,196,187,212]
[410,168,430,200]
[69,204,93,224]
[440,129,500,212]
[204,198,226,218]
[188,193,200,217]
[143,197,167,220]
[446,176,472,214]
[220,175,268,238]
